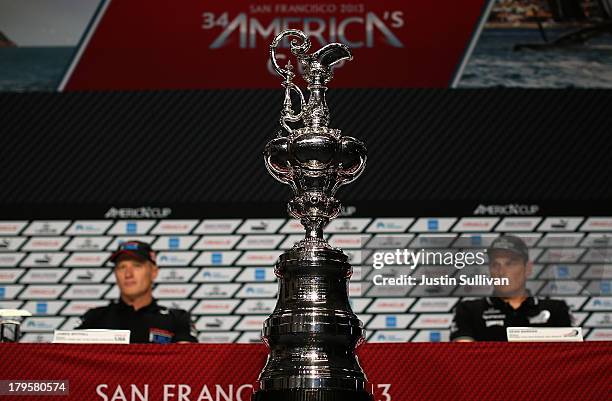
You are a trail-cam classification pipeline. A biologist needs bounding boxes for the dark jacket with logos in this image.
[450,296,573,341]
[77,299,198,343]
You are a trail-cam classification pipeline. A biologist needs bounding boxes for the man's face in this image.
[489,250,532,297]
[114,256,158,300]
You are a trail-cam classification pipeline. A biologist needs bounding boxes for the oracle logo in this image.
[73,256,102,262]
[463,222,490,227]
[378,303,405,308]
[421,318,450,324]
[200,304,231,310]
[247,255,275,261]
[72,289,100,295]
[70,304,93,311]
[159,288,188,294]
[31,240,61,246]
[334,238,360,244]
[160,224,190,230]
[592,221,612,227]
[589,266,608,275]
[206,240,232,245]
[30,289,58,295]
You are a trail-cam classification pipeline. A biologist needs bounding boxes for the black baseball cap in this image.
[487,235,529,262]
[109,241,156,264]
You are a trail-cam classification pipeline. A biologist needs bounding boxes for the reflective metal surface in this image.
[254,30,372,401]
[0,319,20,343]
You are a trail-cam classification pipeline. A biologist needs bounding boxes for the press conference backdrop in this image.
[0,90,611,343]
[4,0,612,90]
[1,211,612,344]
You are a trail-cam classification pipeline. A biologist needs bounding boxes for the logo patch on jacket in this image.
[149,328,174,344]
[528,310,551,324]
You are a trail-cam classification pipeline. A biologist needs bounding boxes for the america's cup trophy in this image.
[253,30,373,401]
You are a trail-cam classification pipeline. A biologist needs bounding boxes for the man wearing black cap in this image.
[77,241,198,343]
[450,235,573,342]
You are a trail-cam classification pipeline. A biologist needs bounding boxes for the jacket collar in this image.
[486,290,536,310]
[117,297,159,312]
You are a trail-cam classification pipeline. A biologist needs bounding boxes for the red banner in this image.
[0,343,610,400]
[63,0,488,90]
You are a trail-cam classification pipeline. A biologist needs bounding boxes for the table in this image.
[0,342,610,400]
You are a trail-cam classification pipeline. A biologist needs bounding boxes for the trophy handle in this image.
[279,80,305,135]
[271,30,311,135]
[331,136,367,194]
[269,29,311,78]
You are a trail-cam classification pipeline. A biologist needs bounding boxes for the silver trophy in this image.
[253,30,373,401]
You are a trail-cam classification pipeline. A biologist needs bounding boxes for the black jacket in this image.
[77,299,198,343]
[450,296,573,341]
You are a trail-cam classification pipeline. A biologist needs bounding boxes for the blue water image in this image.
[459,28,612,88]
[0,47,74,91]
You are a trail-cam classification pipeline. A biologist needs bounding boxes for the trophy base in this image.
[252,389,374,401]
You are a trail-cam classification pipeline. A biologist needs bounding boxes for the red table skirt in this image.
[0,342,610,401]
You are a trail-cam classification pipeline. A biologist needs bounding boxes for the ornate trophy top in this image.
[264,30,367,247]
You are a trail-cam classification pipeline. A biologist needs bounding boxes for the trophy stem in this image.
[303,85,329,128]
[302,218,326,240]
